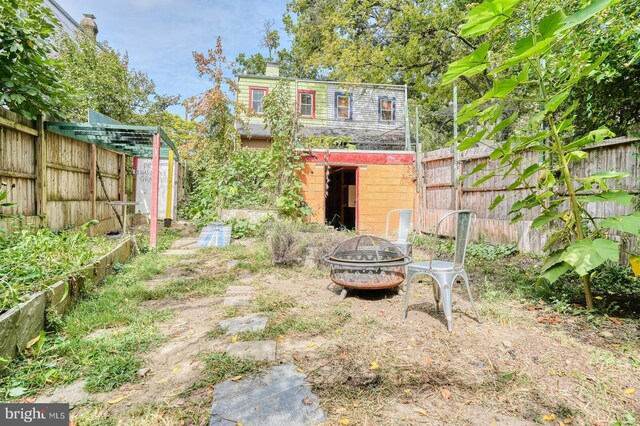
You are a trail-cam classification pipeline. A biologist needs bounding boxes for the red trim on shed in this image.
[303,151,414,165]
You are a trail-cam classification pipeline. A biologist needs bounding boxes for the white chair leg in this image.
[462,272,481,323]
[402,272,414,319]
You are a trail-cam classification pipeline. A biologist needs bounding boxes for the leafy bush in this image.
[183,149,272,225]
[0,225,113,313]
[467,243,518,261]
[266,220,308,266]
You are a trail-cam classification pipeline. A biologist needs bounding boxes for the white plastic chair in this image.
[402,210,481,331]
[385,209,414,255]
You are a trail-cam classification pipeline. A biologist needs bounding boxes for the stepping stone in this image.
[237,272,253,283]
[226,285,254,294]
[219,314,267,335]
[226,260,240,268]
[226,340,276,361]
[210,364,325,426]
[171,238,199,249]
[164,249,199,256]
[224,296,251,307]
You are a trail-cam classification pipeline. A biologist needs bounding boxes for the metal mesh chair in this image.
[402,210,481,331]
[385,209,415,255]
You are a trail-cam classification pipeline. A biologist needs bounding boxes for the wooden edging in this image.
[0,237,133,363]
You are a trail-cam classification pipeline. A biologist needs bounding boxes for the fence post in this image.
[89,144,97,235]
[35,114,47,224]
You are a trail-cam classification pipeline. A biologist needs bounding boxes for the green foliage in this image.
[0,245,177,399]
[0,0,69,119]
[184,149,272,225]
[225,218,271,240]
[233,52,267,75]
[0,225,113,313]
[263,80,312,218]
[184,36,243,168]
[56,32,175,124]
[466,242,518,261]
[444,0,632,309]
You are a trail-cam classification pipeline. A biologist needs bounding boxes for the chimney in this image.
[79,13,99,39]
[265,61,280,77]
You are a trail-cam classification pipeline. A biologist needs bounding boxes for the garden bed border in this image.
[0,237,133,361]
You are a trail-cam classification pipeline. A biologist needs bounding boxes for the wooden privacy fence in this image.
[1,108,138,233]
[418,136,640,252]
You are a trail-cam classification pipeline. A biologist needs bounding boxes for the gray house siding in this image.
[324,83,406,150]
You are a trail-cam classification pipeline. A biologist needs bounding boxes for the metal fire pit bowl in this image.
[323,235,412,292]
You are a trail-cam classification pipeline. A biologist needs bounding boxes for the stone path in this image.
[219,313,267,335]
[163,237,201,257]
[209,364,326,426]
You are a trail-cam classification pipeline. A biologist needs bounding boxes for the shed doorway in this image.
[325,167,356,230]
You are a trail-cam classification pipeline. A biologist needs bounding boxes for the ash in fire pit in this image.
[324,235,412,299]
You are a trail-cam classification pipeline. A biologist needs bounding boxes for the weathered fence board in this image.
[1,110,184,232]
[420,137,639,253]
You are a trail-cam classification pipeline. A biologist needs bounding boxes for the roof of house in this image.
[236,74,406,90]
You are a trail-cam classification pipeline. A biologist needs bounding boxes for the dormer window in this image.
[249,86,268,114]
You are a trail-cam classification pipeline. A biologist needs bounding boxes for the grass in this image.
[235,307,351,342]
[182,352,266,395]
[0,231,180,400]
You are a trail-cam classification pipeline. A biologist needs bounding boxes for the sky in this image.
[55,0,292,117]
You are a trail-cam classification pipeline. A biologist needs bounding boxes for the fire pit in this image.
[323,235,412,299]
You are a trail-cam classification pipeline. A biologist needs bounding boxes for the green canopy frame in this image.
[45,110,179,247]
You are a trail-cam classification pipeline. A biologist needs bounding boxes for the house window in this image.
[379,97,395,122]
[335,93,352,120]
[299,90,315,118]
[249,87,268,114]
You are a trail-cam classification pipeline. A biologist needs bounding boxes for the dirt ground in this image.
[30,226,639,425]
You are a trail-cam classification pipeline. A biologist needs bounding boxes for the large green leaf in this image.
[490,37,555,75]
[531,211,562,229]
[539,10,567,38]
[441,43,490,85]
[559,0,617,32]
[559,238,619,276]
[579,190,634,206]
[460,0,522,37]
[600,212,640,235]
[541,261,572,283]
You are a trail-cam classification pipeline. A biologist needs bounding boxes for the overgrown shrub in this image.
[266,220,308,266]
[183,149,272,226]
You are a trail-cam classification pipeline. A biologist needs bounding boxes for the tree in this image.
[0,0,69,119]
[232,52,267,75]
[283,0,495,147]
[184,36,244,168]
[442,0,638,309]
[56,32,175,124]
[569,2,640,136]
[260,19,280,59]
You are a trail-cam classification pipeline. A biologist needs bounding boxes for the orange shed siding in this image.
[300,150,415,235]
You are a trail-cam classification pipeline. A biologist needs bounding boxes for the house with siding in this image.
[235,62,416,234]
